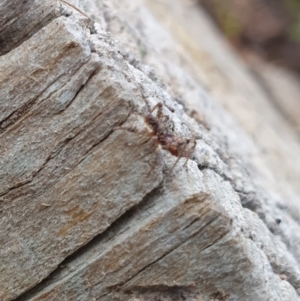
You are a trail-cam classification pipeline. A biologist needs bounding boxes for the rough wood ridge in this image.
[1,0,300,300]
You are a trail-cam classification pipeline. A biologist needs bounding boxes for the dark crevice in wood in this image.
[0,0,91,56]
[0,1,32,33]
[116,211,230,296]
[0,105,128,200]
[181,204,210,232]
[0,63,85,134]
[0,3,59,56]
[13,182,165,301]
[9,11,59,52]
[0,68,101,199]
[51,66,100,116]
[198,165,300,292]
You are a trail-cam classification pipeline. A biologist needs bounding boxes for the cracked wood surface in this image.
[1,0,300,301]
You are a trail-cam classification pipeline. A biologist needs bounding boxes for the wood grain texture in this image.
[1,1,300,301]
[0,14,164,301]
[0,0,62,56]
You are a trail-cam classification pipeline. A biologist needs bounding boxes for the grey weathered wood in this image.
[0,14,164,301]
[1,1,300,301]
[0,0,62,56]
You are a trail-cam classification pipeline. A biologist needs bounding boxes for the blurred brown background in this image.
[199,0,300,73]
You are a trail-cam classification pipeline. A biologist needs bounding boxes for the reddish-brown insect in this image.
[114,103,196,171]
[144,103,196,171]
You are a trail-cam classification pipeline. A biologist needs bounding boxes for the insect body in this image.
[144,103,196,171]
[113,103,196,171]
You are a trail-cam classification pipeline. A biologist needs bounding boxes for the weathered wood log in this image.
[1,1,300,300]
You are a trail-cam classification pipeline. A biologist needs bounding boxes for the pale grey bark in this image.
[1,1,300,300]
